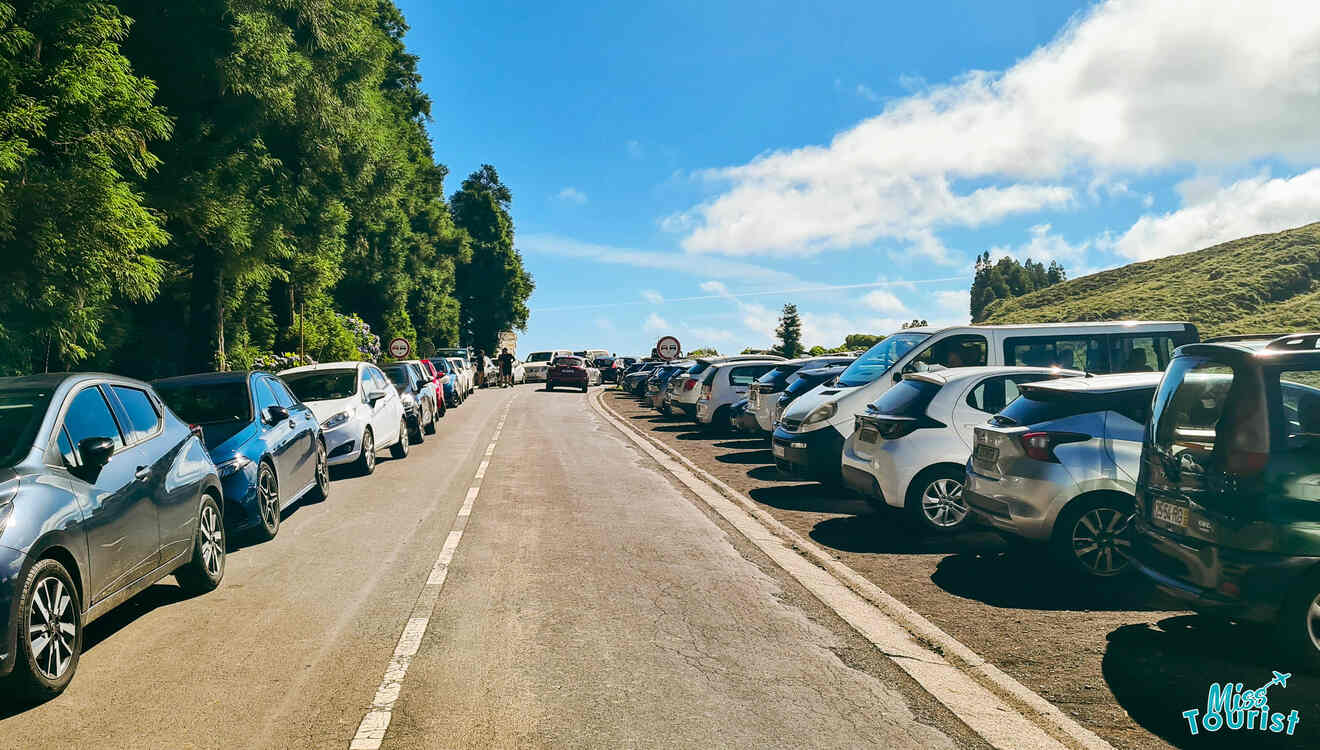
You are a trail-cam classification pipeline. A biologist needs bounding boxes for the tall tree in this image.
[0,0,171,374]
[969,253,1068,322]
[774,303,803,358]
[451,165,533,354]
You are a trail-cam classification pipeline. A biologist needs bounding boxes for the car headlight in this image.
[802,402,837,427]
[322,411,351,429]
[215,455,252,478]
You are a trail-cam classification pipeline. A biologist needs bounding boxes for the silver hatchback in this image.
[963,372,1162,578]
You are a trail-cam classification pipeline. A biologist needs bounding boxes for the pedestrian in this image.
[473,349,486,388]
[498,347,515,387]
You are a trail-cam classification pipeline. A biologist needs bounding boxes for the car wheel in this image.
[252,461,280,542]
[423,402,437,434]
[391,418,410,458]
[1052,495,1134,578]
[581,383,588,393]
[906,467,971,533]
[354,428,376,476]
[176,493,225,594]
[307,440,330,502]
[12,558,82,699]
[1279,572,1320,672]
[408,414,425,445]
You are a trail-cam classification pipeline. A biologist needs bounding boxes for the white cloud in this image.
[988,223,1090,266]
[643,313,669,333]
[1115,169,1320,260]
[520,233,799,285]
[856,83,880,102]
[557,187,588,204]
[671,0,1320,258]
[859,289,907,315]
[699,280,728,295]
[931,290,971,327]
[641,289,664,304]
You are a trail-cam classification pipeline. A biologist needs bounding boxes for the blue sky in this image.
[397,0,1320,357]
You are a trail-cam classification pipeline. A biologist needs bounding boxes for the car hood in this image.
[780,384,858,421]
[301,395,361,424]
[202,420,257,455]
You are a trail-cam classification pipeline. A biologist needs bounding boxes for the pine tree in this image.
[775,303,803,358]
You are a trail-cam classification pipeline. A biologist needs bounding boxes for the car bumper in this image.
[771,425,844,482]
[677,402,697,420]
[1131,518,1319,622]
[733,409,763,434]
[323,421,364,466]
[962,464,1067,541]
[0,544,28,678]
[525,369,547,381]
[548,377,587,387]
[219,462,262,530]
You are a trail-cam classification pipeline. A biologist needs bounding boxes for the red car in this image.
[546,356,589,392]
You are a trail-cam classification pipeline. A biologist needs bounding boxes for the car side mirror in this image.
[76,436,115,480]
[265,404,290,424]
[368,390,387,405]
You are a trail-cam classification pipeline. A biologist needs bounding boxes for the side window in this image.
[731,364,776,386]
[909,334,988,370]
[63,386,125,450]
[268,378,297,408]
[359,368,373,401]
[1110,335,1175,373]
[110,385,162,443]
[370,368,391,392]
[253,378,279,416]
[1112,390,1154,426]
[1004,336,1107,373]
[966,374,1052,414]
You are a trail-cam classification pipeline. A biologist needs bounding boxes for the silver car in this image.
[963,372,1162,577]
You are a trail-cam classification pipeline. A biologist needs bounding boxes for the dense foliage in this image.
[774,303,803,358]
[970,253,1066,322]
[979,222,1320,335]
[0,0,531,377]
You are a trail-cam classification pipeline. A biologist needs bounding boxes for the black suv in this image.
[1131,333,1320,667]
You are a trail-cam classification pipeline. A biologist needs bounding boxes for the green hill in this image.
[979,222,1320,337]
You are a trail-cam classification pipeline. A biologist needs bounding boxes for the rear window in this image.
[868,379,941,418]
[555,357,583,367]
[1275,368,1320,452]
[1153,359,1235,453]
[0,388,54,467]
[156,380,252,424]
[758,364,800,386]
[994,386,1156,427]
[527,352,553,362]
[732,364,777,386]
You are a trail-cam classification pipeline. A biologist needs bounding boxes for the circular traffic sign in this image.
[655,336,681,361]
[388,337,411,359]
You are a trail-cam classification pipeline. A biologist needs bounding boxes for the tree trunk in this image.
[188,247,225,373]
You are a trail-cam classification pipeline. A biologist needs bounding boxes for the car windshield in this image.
[556,357,583,367]
[594,357,615,367]
[282,370,357,402]
[0,388,54,467]
[155,380,252,424]
[837,333,928,388]
[527,352,553,362]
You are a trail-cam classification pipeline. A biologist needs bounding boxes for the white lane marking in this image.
[350,396,515,750]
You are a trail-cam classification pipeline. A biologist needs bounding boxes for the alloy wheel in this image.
[921,478,967,528]
[315,442,330,493]
[1071,507,1132,576]
[28,576,76,680]
[199,504,224,579]
[257,465,279,530]
[1305,593,1320,653]
[363,431,375,470]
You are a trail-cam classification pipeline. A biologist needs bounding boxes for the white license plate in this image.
[773,443,786,458]
[1152,499,1188,528]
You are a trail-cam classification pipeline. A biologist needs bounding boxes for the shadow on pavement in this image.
[713,439,768,450]
[745,465,783,482]
[805,512,1000,554]
[715,449,774,465]
[930,551,1180,612]
[749,485,872,515]
[1102,615,1320,749]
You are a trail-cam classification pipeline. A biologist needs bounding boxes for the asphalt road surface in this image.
[0,385,985,749]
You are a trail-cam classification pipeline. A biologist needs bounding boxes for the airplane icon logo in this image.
[1264,671,1291,690]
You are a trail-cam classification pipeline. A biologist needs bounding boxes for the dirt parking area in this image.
[603,389,1320,750]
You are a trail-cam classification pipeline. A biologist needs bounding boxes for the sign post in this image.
[655,336,681,361]
[388,337,411,359]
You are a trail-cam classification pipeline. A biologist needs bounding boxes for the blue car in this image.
[154,371,328,541]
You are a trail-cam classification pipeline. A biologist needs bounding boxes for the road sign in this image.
[388,337,411,359]
[655,336,681,360]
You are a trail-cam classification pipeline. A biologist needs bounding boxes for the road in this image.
[0,386,985,749]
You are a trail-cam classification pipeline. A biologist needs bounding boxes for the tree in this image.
[774,303,803,358]
[0,0,171,374]
[843,333,881,350]
[689,347,720,357]
[807,345,828,356]
[901,319,928,329]
[969,251,1068,322]
[452,165,534,354]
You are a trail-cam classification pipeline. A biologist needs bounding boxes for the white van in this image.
[771,321,1198,482]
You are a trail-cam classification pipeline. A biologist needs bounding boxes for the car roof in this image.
[1177,333,1320,363]
[0,372,152,392]
[896,320,1191,335]
[153,371,257,386]
[281,362,366,375]
[1019,371,1164,394]
[707,358,782,370]
[905,365,1083,385]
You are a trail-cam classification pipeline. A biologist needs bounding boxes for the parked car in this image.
[777,321,1198,483]
[623,362,661,395]
[839,366,1079,532]
[963,372,1162,577]
[1130,333,1320,668]
[748,356,856,434]
[596,357,625,383]
[523,350,570,382]
[547,356,591,392]
[427,357,463,407]
[402,360,440,433]
[695,360,782,431]
[0,374,225,698]
[280,362,409,475]
[381,362,431,445]
[447,357,475,398]
[416,359,447,419]
[647,362,693,410]
[154,371,329,542]
[732,398,760,434]
[668,355,787,421]
[773,364,851,430]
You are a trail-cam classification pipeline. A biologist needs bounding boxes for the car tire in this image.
[1278,571,1320,672]
[12,557,83,699]
[176,493,225,594]
[707,406,731,434]
[905,466,971,534]
[307,440,330,502]
[408,414,425,445]
[390,418,410,459]
[423,402,437,434]
[581,383,588,393]
[354,428,376,476]
[252,461,280,542]
[1051,494,1134,578]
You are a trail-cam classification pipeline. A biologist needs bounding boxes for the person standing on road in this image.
[498,347,515,387]
[473,349,486,388]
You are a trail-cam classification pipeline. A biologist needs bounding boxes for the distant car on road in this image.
[523,350,570,382]
[0,373,225,698]
[402,360,440,433]
[154,371,330,542]
[280,362,409,475]
[447,358,475,398]
[547,356,591,392]
[427,357,463,407]
[596,357,624,383]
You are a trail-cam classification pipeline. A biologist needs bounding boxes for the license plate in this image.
[1152,499,1188,528]
[974,443,998,464]
[773,443,786,458]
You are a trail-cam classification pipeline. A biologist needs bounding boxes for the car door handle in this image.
[135,465,151,480]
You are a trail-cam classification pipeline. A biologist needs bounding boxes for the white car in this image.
[280,362,410,475]
[839,366,1079,533]
[668,355,785,420]
[695,360,783,431]
[774,320,1198,483]
[447,357,475,396]
[748,356,855,433]
[523,350,570,382]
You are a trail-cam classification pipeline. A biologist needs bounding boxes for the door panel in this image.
[267,377,315,492]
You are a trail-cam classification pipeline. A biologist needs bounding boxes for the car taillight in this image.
[701,384,712,398]
[1020,431,1089,462]
[683,378,697,391]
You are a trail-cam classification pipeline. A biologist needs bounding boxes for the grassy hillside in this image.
[979,222,1320,336]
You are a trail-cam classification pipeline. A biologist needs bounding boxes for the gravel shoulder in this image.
[603,390,1320,750]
